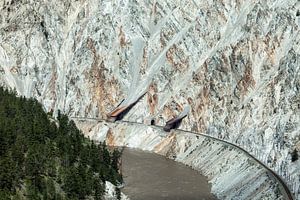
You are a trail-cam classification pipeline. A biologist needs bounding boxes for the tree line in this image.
[0,86,122,199]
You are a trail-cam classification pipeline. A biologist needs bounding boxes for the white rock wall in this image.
[0,0,299,197]
[75,120,288,200]
[104,181,129,200]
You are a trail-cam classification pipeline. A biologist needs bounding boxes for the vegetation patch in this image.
[0,87,122,199]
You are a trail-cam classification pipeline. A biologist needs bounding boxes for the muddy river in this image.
[121,148,216,200]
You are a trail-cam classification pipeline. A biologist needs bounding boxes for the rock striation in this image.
[0,0,299,198]
[75,119,291,200]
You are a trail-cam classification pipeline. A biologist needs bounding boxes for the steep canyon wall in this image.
[0,0,299,198]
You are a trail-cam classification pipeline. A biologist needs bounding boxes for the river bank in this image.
[121,148,216,200]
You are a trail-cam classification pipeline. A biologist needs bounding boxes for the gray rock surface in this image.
[75,119,289,200]
[1,0,299,198]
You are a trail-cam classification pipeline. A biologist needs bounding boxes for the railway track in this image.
[71,116,294,200]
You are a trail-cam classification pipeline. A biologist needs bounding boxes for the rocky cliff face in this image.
[1,0,299,198]
[75,119,289,200]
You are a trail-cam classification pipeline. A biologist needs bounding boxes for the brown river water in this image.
[121,148,217,200]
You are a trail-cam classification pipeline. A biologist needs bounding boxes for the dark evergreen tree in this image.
[0,86,122,199]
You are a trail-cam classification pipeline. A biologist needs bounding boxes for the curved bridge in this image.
[71,117,294,200]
